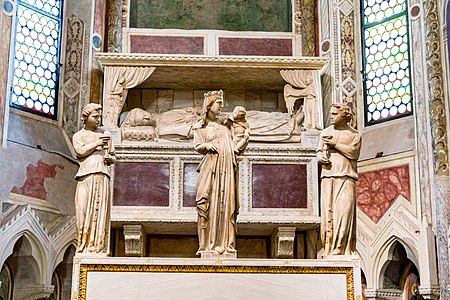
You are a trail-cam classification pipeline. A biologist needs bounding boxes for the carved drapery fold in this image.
[102,66,155,127]
[280,69,314,89]
[280,70,322,125]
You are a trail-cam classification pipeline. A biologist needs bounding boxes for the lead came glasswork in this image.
[10,0,62,118]
[362,0,413,124]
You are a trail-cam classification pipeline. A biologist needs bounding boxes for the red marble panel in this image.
[183,163,199,207]
[252,164,308,208]
[113,162,170,206]
[11,160,63,200]
[356,164,411,224]
[130,35,204,54]
[219,38,292,56]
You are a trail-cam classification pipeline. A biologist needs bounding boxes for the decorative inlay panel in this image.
[130,35,204,55]
[252,164,308,209]
[218,38,292,56]
[62,15,84,137]
[113,161,171,206]
[356,164,410,224]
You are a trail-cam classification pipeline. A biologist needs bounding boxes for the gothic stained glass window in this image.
[10,0,63,118]
[361,0,413,125]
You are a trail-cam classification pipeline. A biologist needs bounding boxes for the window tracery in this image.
[10,0,63,118]
[362,0,413,125]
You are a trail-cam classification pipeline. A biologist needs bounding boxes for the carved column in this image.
[271,227,296,259]
[423,0,450,297]
[123,224,146,257]
[306,229,318,259]
[107,0,122,52]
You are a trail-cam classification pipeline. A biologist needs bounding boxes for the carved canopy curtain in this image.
[280,69,317,97]
[103,66,156,127]
[280,70,322,127]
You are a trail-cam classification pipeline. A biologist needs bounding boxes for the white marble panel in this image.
[72,257,362,300]
[86,272,346,300]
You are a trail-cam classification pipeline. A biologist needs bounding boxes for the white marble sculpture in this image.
[73,103,116,254]
[229,106,250,154]
[317,104,361,256]
[193,90,248,257]
[119,107,303,143]
[281,69,321,130]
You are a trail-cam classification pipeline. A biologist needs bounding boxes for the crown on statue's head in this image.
[204,90,223,98]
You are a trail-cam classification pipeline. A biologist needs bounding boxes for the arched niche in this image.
[51,245,76,300]
[0,263,13,300]
[378,241,420,297]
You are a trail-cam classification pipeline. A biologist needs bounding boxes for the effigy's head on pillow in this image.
[122,108,156,127]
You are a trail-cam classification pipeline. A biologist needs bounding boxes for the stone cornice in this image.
[114,143,317,158]
[95,53,329,71]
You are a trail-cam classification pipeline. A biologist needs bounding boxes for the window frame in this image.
[9,0,64,120]
[360,0,414,126]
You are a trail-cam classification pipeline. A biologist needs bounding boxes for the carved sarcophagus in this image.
[96,53,327,258]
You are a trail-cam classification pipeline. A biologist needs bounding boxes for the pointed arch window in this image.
[361,0,413,125]
[10,0,63,118]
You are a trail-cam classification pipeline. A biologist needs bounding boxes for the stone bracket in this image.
[123,224,146,257]
[271,227,296,259]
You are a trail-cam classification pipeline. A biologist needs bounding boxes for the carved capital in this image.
[363,288,402,300]
[271,227,296,259]
[14,284,54,300]
[123,224,146,257]
[418,285,440,300]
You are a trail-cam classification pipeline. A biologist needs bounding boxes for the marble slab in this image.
[71,257,362,300]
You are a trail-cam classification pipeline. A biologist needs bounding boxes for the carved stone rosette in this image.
[123,224,146,257]
[271,227,296,259]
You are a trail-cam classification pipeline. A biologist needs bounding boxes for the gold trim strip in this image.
[78,264,354,300]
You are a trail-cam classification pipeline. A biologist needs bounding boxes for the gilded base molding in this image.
[78,263,355,300]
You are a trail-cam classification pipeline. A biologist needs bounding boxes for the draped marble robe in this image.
[317,122,361,256]
[73,128,115,253]
[194,121,237,255]
[193,91,243,256]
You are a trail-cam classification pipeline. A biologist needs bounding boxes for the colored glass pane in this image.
[10,0,62,118]
[362,0,412,125]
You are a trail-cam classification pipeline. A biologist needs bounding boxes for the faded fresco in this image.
[130,0,291,32]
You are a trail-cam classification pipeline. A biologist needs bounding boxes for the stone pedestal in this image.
[199,251,237,259]
[71,257,362,300]
[301,129,320,149]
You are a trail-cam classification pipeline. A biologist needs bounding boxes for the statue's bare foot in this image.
[331,248,342,255]
[214,246,225,254]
